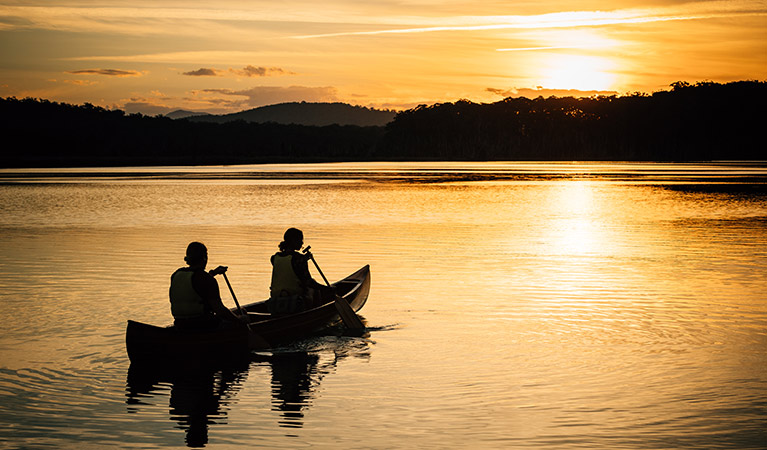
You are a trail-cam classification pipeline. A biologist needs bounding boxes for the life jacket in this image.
[270,253,304,298]
[169,268,208,319]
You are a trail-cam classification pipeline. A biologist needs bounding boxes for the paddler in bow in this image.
[268,228,335,314]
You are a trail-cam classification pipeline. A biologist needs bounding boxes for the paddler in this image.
[170,241,247,330]
[269,228,335,313]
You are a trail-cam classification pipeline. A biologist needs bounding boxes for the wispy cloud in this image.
[0,4,376,28]
[0,4,394,35]
[4,1,765,38]
[66,69,143,77]
[289,2,767,39]
[63,51,260,64]
[497,46,593,52]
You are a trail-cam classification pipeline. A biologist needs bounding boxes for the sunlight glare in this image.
[539,54,616,91]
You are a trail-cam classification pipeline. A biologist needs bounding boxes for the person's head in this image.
[279,228,304,252]
[184,241,208,268]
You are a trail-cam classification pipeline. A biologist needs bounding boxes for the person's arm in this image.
[292,252,323,289]
[196,272,243,323]
[210,296,242,323]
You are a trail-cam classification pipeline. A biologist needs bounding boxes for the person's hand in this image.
[209,265,228,276]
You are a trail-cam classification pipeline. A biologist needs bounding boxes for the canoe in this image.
[126,265,370,363]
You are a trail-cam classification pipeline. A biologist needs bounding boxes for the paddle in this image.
[221,273,248,322]
[222,272,270,349]
[304,246,365,331]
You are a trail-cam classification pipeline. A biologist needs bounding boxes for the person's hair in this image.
[184,241,208,266]
[279,227,303,252]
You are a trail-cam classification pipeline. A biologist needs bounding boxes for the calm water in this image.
[0,162,766,449]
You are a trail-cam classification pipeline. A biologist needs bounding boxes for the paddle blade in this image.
[247,331,271,350]
[334,297,365,330]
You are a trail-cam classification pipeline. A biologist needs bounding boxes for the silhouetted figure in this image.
[170,242,243,330]
[268,228,334,313]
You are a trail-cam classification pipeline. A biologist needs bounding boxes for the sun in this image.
[539,54,616,92]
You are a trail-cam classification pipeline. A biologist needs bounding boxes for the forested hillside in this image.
[379,81,765,161]
[1,99,383,167]
[1,81,764,167]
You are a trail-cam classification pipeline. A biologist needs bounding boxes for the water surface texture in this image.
[0,162,766,449]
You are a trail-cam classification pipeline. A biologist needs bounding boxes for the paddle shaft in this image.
[309,256,331,286]
[222,273,252,330]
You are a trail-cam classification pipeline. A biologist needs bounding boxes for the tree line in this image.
[380,81,765,161]
[1,80,764,167]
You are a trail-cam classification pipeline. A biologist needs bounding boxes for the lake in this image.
[0,162,765,449]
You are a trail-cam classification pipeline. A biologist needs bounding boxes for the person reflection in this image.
[263,343,371,429]
[268,352,321,428]
[170,369,223,447]
[126,362,248,448]
[126,343,371,442]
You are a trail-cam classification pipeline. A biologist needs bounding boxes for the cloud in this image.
[62,79,98,86]
[119,90,185,115]
[122,101,176,116]
[121,90,184,114]
[487,87,618,98]
[115,86,339,115]
[196,85,339,108]
[182,65,295,77]
[66,69,143,77]
[119,93,233,115]
[230,65,295,77]
[182,68,222,76]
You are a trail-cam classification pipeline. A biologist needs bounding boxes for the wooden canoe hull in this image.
[126,265,370,363]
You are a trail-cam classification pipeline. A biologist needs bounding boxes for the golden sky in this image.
[1,0,765,114]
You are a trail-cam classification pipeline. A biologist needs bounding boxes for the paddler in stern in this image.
[169,241,246,330]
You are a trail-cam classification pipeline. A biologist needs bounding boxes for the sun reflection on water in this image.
[547,181,604,256]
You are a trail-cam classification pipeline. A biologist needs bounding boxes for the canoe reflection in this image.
[125,338,370,447]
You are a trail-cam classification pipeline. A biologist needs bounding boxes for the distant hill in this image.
[165,109,210,119]
[185,102,396,126]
